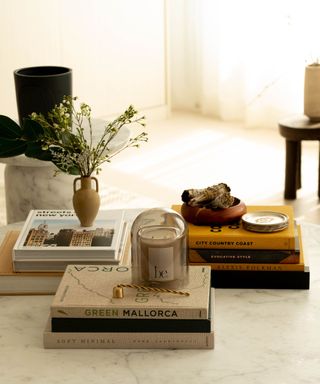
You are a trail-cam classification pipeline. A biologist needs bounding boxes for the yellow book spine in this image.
[189,225,304,271]
[188,236,295,250]
[172,204,296,250]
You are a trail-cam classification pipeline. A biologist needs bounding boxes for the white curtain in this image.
[169,0,320,128]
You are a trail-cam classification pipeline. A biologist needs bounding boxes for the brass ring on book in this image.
[112,284,190,298]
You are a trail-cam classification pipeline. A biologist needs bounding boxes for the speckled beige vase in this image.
[72,176,100,227]
[304,64,320,121]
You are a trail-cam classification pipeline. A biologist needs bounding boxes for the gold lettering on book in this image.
[84,308,119,317]
[195,240,254,247]
[122,309,178,317]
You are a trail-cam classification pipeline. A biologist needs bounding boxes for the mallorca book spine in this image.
[50,305,209,319]
[43,330,214,349]
[188,248,299,264]
[189,262,305,271]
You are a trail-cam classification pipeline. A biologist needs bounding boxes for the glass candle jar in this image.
[131,208,188,288]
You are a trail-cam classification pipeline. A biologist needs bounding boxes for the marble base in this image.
[0,121,131,223]
[4,164,74,223]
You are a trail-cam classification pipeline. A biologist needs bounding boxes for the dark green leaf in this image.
[60,131,73,145]
[0,116,23,139]
[25,142,52,161]
[52,160,81,175]
[22,119,44,140]
[0,139,27,157]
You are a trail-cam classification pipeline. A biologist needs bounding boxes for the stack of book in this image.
[0,231,63,295]
[43,265,214,349]
[173,205,310,289]
[0,208,143,295]
[12,209,130,272]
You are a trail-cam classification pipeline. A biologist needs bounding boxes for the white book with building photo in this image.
[12,209,127,272]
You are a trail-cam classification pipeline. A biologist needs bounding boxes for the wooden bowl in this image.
[181,198,247,226]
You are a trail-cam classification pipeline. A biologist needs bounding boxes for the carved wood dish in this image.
[181,198,247,226]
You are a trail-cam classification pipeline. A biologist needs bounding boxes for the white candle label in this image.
[148,247,174,281]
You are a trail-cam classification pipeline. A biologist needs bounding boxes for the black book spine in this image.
[51,318,212,333]
[189,248,299,264]
[210,269,310,289]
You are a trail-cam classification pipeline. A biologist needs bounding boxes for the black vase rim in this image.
[14,66,72,78]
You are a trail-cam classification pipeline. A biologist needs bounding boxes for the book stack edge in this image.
[43,265,214,349]
[0,231,62,295]
[0,208,144,295]
[173,205,310,289]
[12,209,128,272]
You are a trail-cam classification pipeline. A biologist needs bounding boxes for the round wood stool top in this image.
[279,115,320,141]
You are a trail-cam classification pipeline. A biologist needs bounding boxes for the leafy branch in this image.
[0,96,148,176]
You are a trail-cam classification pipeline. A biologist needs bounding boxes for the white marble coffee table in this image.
[0,221,319,383]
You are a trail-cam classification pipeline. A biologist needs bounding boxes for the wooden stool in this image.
[279,116,320,199]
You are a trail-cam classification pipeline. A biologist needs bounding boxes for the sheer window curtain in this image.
[168,0,320,128]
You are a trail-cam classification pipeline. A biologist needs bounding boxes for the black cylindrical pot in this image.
[14,66,72,126]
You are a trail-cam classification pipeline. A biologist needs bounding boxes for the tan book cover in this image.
[51,265,211,319]
[43,317,214,349]
[0,231,62,295]
[173,205,296,250]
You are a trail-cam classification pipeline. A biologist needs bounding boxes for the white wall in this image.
[167,0,202,113]
[0,0,167,120]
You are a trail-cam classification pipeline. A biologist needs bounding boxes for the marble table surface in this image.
[0,221,319,384]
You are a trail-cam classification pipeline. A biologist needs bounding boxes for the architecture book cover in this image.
[13,209,125,265]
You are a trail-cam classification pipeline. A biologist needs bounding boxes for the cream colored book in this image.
[43,317,214,349]
[0,231,62,295]
[51,265,211,319]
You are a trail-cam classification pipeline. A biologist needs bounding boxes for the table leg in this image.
[284,140,299,199]
[296,141,302,190]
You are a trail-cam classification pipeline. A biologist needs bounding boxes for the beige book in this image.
[51,265,212,319]
[43,317,214,349]
[0,231,62,295]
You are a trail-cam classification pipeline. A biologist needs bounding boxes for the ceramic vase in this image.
[73,176,100,227]
[304,64,320,122]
